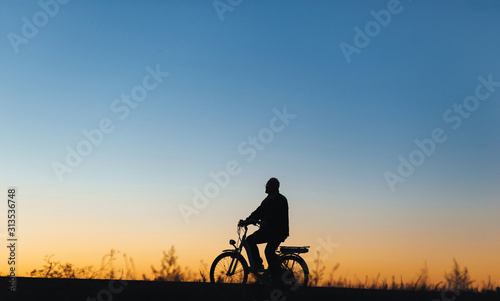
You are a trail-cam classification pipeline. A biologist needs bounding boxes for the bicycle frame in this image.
[222,225,307,276]
[212,223,310,286]
[222,225,255,275]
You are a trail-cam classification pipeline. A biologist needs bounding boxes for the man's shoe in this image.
[261,270,272,285]
[254,264,265,272]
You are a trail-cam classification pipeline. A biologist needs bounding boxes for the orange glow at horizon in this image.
[3,246,498,287]
[3,225,499,287]
[1,190,498,287]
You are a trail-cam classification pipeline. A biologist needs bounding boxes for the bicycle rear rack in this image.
[280,246,310,254]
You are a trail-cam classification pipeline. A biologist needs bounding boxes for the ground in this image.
[0,277,499,301]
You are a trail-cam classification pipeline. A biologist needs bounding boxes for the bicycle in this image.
[209,219,310,286]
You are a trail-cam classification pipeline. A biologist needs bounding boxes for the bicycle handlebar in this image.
[238,218,259,227]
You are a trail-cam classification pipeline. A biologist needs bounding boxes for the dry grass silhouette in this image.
[24,247,498,293]
[29,249,135,279]
[318,256,497,293]
[199,260,209,283]
[310,250,326,286]
[150,246,196,281]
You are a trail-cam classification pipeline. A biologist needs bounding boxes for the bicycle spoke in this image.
[212,254,246,283]
[281,257,306,286]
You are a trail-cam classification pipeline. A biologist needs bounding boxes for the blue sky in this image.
[0,0,499,282]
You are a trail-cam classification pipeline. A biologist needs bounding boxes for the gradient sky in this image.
[1,1,499,285]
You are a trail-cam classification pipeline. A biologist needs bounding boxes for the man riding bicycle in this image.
[239,177,289,283]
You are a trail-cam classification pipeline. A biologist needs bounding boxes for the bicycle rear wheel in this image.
[280,255,309,286]
[210,252,248,284]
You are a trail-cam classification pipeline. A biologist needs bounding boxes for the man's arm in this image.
[246,200,264,221]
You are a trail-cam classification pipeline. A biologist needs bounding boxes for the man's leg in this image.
[264,238,282,281]
[245,230,267,270]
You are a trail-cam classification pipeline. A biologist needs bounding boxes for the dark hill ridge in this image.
[0,277,498,301]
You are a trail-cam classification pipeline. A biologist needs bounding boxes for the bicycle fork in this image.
[227,254,239,276]
[227,241,251,276]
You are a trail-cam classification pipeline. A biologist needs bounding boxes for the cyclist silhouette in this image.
[239,177,289,282]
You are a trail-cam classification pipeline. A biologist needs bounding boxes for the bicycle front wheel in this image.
[210,252,248,284]
[280,255,309,287]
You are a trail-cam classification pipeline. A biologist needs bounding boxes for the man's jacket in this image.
[247,192,289,241]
